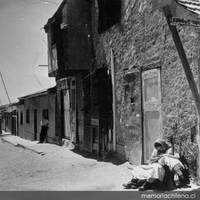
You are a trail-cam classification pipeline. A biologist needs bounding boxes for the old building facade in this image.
[90,0,200,167]
[43,0,200,182]
[44,0,113,156]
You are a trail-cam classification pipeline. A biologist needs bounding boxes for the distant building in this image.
[16,87,56,143]
[0,104,16,135]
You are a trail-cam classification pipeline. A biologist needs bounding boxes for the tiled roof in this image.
[177,0,200,15]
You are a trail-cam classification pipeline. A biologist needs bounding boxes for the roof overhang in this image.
[43,0,68,32]
[18,86,56,101]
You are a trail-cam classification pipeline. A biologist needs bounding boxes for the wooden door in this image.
[70,78,76,142]
[77,73,84,143]
[142,68,162,163]
[63,89,71,139]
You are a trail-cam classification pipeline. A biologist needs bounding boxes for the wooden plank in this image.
[163,6,200,116]
[111,49,116,152]
[196,30,200,185]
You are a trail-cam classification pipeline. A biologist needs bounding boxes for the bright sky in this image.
[0,0,63,105]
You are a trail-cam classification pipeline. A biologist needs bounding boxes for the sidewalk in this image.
[0,131,62,155]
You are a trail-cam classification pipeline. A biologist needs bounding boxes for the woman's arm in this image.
[161,153,180,159]
[150,156,162,163]
[166,147,174,155]
[150,149,163,163]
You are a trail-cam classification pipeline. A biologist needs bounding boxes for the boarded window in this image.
[124,72,139,103]
[97,0,121,33]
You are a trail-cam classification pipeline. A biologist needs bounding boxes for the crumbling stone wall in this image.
[91,0,199,167]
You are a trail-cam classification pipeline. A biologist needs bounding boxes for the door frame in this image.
[142,68,162,164]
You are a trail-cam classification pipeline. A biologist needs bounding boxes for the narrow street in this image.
[0,139,130,191]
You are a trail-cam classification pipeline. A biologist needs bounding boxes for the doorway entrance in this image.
[63,89,71,139]
[62,77,77,142]
[34,109,37,140]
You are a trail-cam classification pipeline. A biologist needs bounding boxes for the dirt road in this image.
[0,139,131,191]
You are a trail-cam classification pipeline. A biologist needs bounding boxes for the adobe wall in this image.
[16,104,24,137]
[17,93,56,144]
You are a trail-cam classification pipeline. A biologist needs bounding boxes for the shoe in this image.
[138,181,151,191]
[130,185,138,189]
[122,182,137,189]
[122,178,138,189]
[131,178,138,184]
[122,182,133,189]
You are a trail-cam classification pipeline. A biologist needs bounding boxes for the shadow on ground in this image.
[70,148,126,166]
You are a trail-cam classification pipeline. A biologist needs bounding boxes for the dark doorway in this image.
[34,109,37,140]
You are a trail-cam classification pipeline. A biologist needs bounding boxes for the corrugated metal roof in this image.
[177,0,200,15]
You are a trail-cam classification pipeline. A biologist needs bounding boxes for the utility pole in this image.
[163,5,200,184]
[0,71,12,105]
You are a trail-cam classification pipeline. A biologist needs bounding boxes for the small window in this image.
[20,112,23,125]
[97,0,121,33]
[26,109,30,123]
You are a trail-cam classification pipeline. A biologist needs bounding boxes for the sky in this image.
[0,0,63,105]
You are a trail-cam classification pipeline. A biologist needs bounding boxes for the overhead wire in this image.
[32,53,43,87]
[22,0,42,4]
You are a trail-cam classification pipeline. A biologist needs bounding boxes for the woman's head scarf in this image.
[154,138,168,151]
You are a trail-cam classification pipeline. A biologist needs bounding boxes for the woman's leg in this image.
[138,163,165,191]
[40,126,46,143]
[148,178,157,183]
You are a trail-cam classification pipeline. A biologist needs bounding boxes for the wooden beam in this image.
[197,31,200,185]
[111,49,116,152]
[163,5,200,116]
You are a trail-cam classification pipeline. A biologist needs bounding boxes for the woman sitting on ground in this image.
[122,138,187,190]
